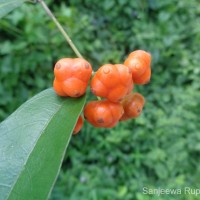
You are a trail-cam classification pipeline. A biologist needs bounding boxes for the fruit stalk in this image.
[38,0,83,58]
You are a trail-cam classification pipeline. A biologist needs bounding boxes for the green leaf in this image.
[0,0,25,19]
[0,88,86,200]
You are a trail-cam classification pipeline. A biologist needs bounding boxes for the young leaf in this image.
[0,88,86,200]
[0,0,26,19]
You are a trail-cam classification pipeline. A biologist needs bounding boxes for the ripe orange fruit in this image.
[124,50,151,85]
[126,50,151,69]
[73,116,84,135]
[120,92,145,121]
[84,100,124,128]
[90,64,133,102]
[53,78,66,97]
[134,66,151,85]
[54,58,73,81]
[53,58,92,97]
[62,78,87,97]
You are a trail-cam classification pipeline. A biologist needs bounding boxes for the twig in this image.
[37,0,83,58]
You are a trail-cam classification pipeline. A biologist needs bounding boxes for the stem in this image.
[97,96,101,100]
[38,0,83,58]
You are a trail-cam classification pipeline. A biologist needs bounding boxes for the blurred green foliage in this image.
[0,0,200,199]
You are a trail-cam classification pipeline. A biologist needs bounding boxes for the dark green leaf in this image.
[0,0,25,19]
[0,88,86,200]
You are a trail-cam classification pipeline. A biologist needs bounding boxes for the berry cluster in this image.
[53,50,152,135]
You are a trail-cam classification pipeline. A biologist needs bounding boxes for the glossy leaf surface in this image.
[0,88,86,200]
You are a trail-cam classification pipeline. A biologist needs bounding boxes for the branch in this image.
[38,0,83,58]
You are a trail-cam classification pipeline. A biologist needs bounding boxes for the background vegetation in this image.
[0,0,200,199]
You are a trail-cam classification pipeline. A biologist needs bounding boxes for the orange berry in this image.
[53,58,92,97]
[124,57,147,77]
[124,50,151,84]
[127,50,151,68]
[53,78,66,96]
[91,64,133,102]
[134,66,151,85]
[73,116,84,135]
[120,92,145,121]
[71,58,93,82]
[84,100,124,128]
[62,78,87,97]
[54,58,73,81]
